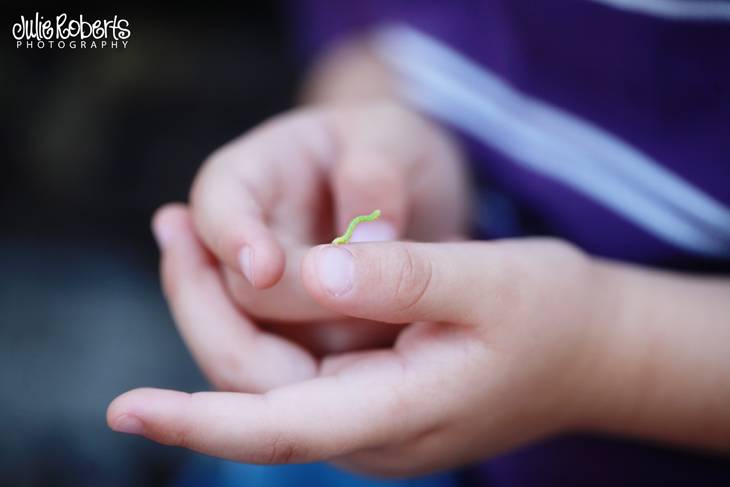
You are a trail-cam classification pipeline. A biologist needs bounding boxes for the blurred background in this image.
[5,3,729,487]
[1,4,301,486]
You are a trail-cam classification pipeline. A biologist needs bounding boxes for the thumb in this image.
[302,241,496,325]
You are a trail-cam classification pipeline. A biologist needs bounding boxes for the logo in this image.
[12,13,131,49]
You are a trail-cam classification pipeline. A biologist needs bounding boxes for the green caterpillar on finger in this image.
[331,209,381,245]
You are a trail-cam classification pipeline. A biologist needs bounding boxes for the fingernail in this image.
[350,220,397,243]
[112,414,144,435]
[151,218,174,249]
[316,246,354,296]
[238,246,254,285]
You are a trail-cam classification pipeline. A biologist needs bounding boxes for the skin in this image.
[109,206,730,477]
[107,36,730,475]
[188,102,469,359]
[178,36,469,357]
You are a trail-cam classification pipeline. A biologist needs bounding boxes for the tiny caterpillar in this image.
[331,209,381,245]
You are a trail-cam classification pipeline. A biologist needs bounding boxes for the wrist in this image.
[567,257,642,434]
[573,261,730,449]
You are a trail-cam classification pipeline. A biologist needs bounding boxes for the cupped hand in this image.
[182,101,469,377]
[108,205,615,477]
[190,101,467,289]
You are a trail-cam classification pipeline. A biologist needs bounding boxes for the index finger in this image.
[189,110,336,289]
[190,144,284,289]
[107,353,419,464]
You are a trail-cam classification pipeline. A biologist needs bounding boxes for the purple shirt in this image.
[288,0,730,485]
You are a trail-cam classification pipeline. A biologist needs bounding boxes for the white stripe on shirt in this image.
[590,0,730,22]
[373,24,730,257]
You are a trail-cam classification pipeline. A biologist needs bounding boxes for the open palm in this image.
[109,205,600,477]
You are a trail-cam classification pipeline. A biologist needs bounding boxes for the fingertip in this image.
[108,387,158,415]
[188,181,286,288]
[301,244,355,305]
[152,203,188,223]
[106,395,124,431]
[157,206,214,292]
[151,203,189,249]
[107,388,188,436]
[237,245,254,284]
[243,237,286,289]
[106,388,151,434]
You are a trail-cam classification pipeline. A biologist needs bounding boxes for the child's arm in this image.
[581,259,730,450]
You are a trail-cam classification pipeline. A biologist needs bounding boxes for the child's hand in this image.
[189,101,467,289]
[182,101,468,369]
[108,207,616,476]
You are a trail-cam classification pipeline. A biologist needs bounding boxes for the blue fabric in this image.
[219,462,460,487]
[174,458,462,487]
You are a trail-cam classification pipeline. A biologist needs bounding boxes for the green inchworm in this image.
[331,209,381,245]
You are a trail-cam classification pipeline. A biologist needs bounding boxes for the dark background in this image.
[1,4,301,486]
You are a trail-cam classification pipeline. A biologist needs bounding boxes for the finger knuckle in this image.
[390,245,433,315]
[169,424,193,450]
[163,394,199,449]
[257,432,305,465]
